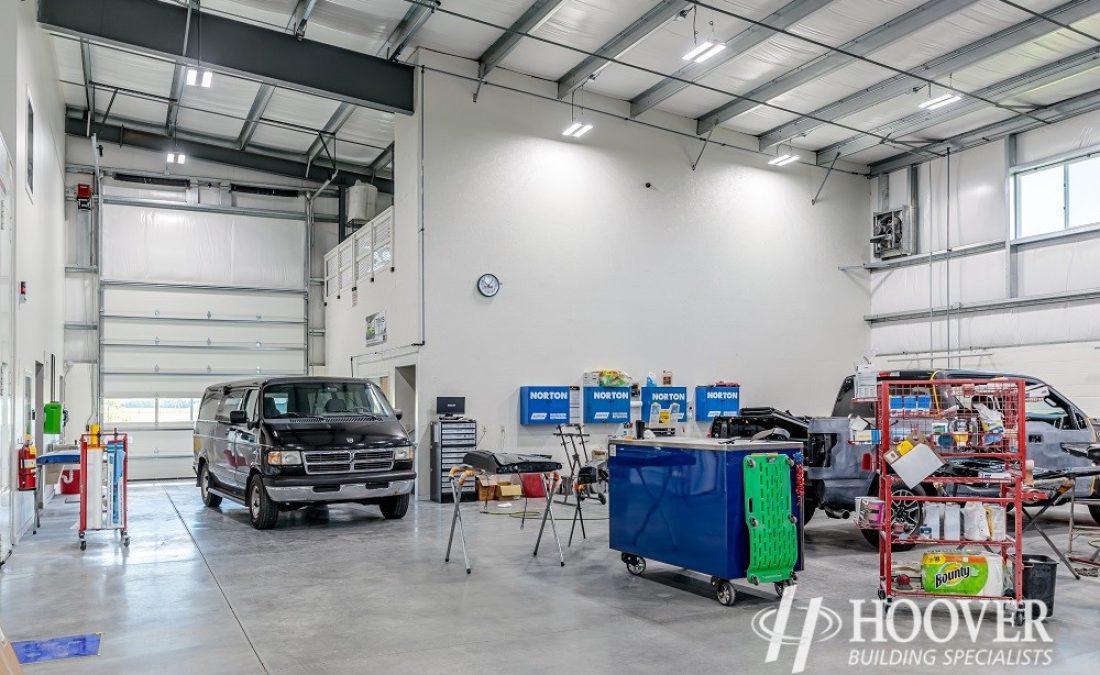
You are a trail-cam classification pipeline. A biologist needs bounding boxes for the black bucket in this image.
[1022,553,1057,619]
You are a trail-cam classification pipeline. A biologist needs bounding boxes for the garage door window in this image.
[103,397,201,426]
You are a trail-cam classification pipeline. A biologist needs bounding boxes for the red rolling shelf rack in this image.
[78,431,130,551]
[876,378,1026,624]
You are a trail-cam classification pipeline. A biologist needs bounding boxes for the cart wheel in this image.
[625,556,646,576]
[774,582,787,598]
[597,493,607,505]
[1014,609,1026,627]
[790,572,798,582]
[877,588,886,601]
[123,536,130,548]
[715,580,736,606]
[79,540,86,551]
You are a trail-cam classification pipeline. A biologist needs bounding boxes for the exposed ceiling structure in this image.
[42,0,1100,179]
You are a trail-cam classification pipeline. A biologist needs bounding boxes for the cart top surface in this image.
[611,437,800,452]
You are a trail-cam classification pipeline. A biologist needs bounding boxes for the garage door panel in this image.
[101,320,305,345]
[123,430,194,481]
[101,204,305,289]
[102,346,304,372]
[103,286,304,321]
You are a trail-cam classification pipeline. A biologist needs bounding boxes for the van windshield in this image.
[261,382,393,420]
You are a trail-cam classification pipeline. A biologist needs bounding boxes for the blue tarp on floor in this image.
[12,633,101,664]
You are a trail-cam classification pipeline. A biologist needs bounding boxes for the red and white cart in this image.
[78,430,130,550]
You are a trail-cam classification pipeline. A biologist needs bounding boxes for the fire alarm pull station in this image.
[76,184,92,210]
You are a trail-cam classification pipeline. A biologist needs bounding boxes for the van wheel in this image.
[199,463,222,508]
[247,475,278,530]
[379,493,410,519]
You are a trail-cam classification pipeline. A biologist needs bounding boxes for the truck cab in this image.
[193,377,416,529]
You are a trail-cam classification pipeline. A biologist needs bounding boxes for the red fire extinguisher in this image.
[18,438,37,491]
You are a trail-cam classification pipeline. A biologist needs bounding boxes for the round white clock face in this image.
[477,273,500,297]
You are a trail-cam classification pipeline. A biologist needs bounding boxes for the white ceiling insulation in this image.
[53,0,1100,171]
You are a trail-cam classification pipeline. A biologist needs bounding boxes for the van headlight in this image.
[394,445,414,460]
[267,450,302,465]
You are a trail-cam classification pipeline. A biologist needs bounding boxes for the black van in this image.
[193,377,416,529]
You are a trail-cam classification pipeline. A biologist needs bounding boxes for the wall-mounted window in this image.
[1015,153,1100,238]
[102,397,201,427]
[25,99,33,196]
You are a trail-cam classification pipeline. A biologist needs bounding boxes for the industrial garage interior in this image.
[2,0,1100,672]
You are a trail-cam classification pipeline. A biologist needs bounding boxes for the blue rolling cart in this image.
[609,437,804,605]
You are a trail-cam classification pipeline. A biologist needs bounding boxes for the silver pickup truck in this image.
[709,369,1100,549]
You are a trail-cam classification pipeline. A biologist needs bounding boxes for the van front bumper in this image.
[262,470,416,503]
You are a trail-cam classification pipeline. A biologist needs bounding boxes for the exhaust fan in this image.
[870,207,915,259]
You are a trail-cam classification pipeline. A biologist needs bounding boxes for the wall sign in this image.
[520,386,571,425]
[694,386,741,421]
[365,310,387,347]
[582,386,630,424]
[640,386,688,422]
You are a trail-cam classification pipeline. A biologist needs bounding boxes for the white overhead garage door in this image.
[98,201,307,479]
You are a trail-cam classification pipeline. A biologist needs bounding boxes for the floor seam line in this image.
[164,487,270,674]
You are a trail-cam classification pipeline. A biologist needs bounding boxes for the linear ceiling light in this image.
[918,93,960,110]
[167,152,186,164]
[768,154,800,167]
[683,41,727,63]
[186,67,214,88]
[562,121,593,138]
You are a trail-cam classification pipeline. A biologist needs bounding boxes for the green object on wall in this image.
[44,401,63,434]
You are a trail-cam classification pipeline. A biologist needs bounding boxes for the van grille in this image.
[303,449,395,474]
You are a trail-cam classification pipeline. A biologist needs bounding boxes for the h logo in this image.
[751,586,843,674]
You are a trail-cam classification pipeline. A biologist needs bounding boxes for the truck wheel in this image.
[379,493,410,519]
[802,497,817,524]
[1088,504,1100,526]
[199,463,222,508]
[860,483,927,551]
[247,475,278,530]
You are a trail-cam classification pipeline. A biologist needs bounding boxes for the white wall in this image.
[326,51,873,490]
[869,108,1100,415]
[1,0,68,537]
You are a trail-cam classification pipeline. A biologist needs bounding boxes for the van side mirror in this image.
[394,408,403,420]
[229,410,248,425]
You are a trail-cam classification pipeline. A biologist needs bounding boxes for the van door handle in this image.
[1028,434,1043,444]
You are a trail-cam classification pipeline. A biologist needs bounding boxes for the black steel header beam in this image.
[39,0,414,115]
[69,116,393,193]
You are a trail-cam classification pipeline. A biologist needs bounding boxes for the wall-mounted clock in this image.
[477,273,500,298]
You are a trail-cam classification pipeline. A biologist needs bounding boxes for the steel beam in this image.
[478,0,566,79]
[696,0,974,136]
[304,103,356,172]
[556,1,689,100]
[39,0,415,114]
[865,286,1100,323]
[630,0,830,118]
[291,0,320,40]
[821,45,1100,159]
[237,84,275,150]
[869,88,1100,175]
[758,0,1100,150]
[66,114,392,191]
[370,142,395,173]
[383,1,439,60]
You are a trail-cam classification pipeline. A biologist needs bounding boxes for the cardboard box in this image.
[496,482,521,499]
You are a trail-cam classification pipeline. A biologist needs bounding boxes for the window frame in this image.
[102,396,202,429]
[1012,147,1100,242]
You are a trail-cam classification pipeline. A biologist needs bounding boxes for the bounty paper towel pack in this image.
[921,551,1004,596]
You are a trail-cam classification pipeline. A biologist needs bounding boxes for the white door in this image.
[97,199,307,479]
[0,134,15,560]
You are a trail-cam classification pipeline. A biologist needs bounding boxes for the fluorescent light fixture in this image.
[918,94,961,110]
[175,153,186,164]
[768,154,800,167]
[682,41,715,61]
[167,152,176,163]
[694,43,726,63]
[562,122,593,138]
[186,68,213,88]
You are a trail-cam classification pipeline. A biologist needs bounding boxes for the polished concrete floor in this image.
[1,482,1099,674]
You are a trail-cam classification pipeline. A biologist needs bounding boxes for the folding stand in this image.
[445,467,565,572]
[554,424,590,505]
[569,479,588,547]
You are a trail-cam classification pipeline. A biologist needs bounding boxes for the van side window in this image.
[217,389,246,421]
[198,393,222,421]
[244,389,260,423]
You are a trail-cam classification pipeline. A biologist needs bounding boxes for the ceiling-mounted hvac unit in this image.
[870,206,915,259]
